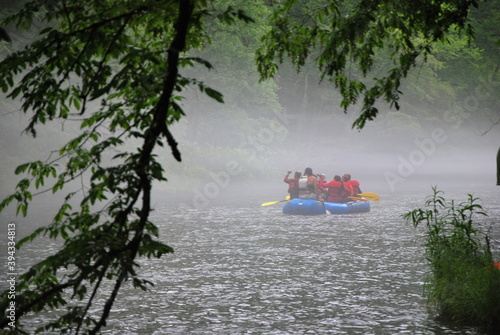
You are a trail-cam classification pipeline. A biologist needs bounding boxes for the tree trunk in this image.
[497,146,500,185]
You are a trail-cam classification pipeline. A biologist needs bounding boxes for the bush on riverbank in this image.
[403,187,500,333]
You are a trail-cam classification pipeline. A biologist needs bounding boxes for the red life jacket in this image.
[347,180,361,195]
[284,177,299,195]
[320,180,344,202]
[341,182,354,202]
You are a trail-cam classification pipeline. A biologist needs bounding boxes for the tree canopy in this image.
[257,0,487,129]
[0,0,496,333]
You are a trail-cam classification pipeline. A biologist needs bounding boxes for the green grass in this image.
[403,187,500,333]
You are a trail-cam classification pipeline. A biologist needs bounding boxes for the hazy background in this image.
[1,0,498,213]
[2,86,497,213]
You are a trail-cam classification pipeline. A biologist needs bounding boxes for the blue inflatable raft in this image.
[282,198,370,215]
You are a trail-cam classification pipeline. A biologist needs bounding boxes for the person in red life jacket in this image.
[316,174,327,201]
[340,174,355,202]
[283,170,301,199]
[298,167,319,199]
[318,175,346,203]
[343,173,362,196]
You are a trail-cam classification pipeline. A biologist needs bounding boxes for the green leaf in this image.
[15,163,30,175]
[204,87,224,103]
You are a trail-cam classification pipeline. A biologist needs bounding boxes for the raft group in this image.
[284,167,361,202]
[281,167,371,215]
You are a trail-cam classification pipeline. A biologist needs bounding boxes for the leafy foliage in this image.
[403,187,500,332]
[257,0,484,129]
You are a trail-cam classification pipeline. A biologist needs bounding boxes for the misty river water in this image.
[2,186,499,334]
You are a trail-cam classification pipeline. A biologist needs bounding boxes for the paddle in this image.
[356,192,380,201]
[261,195,291,207]
[313,200,331,214]
[348,196,367,202]
[261,199,288,206]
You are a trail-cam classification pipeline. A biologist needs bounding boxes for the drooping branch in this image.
[480,117,500,136]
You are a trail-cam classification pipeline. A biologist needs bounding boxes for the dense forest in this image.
[1,0,498,200]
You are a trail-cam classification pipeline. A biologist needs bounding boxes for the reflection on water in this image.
[2,190,498,334]
[107,190,497,334]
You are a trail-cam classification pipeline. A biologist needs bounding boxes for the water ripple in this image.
[7,190,499,334]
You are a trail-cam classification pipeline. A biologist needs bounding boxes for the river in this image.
[1,186,499,334]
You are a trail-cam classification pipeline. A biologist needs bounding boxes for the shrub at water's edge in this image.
[403,187,500,333]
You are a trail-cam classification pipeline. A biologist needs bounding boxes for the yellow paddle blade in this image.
[357,193,380,201]
[359,192,379,197]
[261,200,282,207]
[348,196,367,202]
[363,196,379,201]
[261,195,291,207]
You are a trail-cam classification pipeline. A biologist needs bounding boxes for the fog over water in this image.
[1,98,499,215]
[160,105,499,210]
